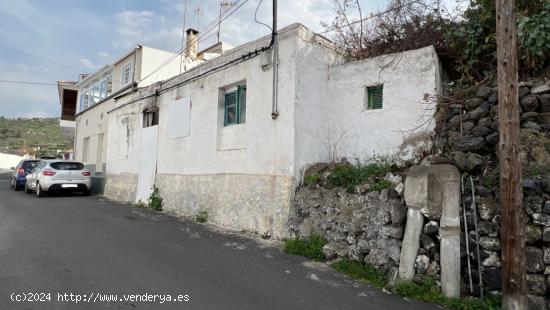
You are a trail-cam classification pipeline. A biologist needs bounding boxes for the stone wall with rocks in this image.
[289,78,550,308]
[434,79,550,309]
[289,174,407,276]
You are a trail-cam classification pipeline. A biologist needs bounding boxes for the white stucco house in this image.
[57,29,230,191]
[103,23,443,238]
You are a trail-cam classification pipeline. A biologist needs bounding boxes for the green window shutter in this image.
[224,91,238,125]
[237,85,246,124]
[368,86,383,109]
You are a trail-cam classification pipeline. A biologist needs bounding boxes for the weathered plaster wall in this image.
[103,25,442,239]
[74,98,113,173]
[293,28,339,181]
[103,172,138,203]
[156,173,293,238]
[105,25,303,237]
[325,46,440,162]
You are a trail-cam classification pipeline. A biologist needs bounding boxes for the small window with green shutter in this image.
[224,84,246,126]
[365,85,383,110]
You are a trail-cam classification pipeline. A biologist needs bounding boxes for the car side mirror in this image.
[10,167,15,171]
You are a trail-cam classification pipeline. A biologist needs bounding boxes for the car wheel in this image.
[25,182,32,194]
[9,178,14,189]
[36,183,46,197]
[13,182,20,191]
[83,188,91,196]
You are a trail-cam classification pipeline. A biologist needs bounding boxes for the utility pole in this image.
[495,0,526,309]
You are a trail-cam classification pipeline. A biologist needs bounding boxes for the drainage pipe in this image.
[271,0,279,119]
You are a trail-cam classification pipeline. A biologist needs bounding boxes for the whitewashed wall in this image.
[104,24,441,238]
[293,27,337,181]
[325,46,440,163]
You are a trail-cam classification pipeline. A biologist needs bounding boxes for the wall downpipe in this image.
[271,0,279,119]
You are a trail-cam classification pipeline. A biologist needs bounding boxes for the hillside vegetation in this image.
[0,117,72,157]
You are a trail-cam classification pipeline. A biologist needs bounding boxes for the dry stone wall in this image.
[434,79,550,309]
[289,78,550,308]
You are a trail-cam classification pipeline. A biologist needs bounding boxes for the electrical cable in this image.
[0,45,84,72]
[138,0,250,84]
[254,0,272,31]
[317,0,423,34]
[0,79,57,86]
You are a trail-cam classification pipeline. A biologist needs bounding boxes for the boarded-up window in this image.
[365,85,383,110]
[167,97,191,138]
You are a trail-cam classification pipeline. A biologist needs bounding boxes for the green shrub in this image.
[284,235,327,261]
[518,3,550,71]
[147,185,163,211]
[331,258,387,288]
[195,210,208,223]
[369,179,392,192]
[327,159,393,192]
[393,278,501,310]
[303,173,320,187]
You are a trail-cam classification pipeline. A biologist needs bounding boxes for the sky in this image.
[0,0,458,118]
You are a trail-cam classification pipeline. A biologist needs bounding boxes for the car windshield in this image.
[50,162,84,170]
[21,161,40,171]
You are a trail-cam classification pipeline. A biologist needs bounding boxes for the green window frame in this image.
[366,85,383,110]
[224,85,246,126]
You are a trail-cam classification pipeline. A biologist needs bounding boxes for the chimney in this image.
[185,28,199,59]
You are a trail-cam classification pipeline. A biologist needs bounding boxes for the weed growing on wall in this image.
[284,235,327,261]
[195,210,208,223]
[327,157,395,192]
[369,179,392,192]
[303,173,321,187]
[148,186,163,211]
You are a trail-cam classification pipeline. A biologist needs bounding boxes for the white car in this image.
[25,160,92,197]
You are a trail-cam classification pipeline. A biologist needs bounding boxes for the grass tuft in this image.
[327,159,394,192]
[284,235,327,261]
[393,278,501,310]
[195,210,208,223]
[369,179,392,192]
[304,173,321,187]
[331,258,387,288]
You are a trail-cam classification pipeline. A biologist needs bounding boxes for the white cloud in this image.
[114,10,154,37]
[78,57,100,70]
[98,51,110,57]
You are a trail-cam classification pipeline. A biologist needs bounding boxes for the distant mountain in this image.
[0,117,72,157]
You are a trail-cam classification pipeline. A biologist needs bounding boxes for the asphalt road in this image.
[0,172,440,310]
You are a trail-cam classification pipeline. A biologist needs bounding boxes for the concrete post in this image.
[438,165,461,298]
[398,208,424,280]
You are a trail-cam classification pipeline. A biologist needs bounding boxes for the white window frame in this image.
[121,62,133,86]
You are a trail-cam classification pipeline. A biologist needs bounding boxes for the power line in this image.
[0,79,57,86]
[0,45,84,72]
[317,0,424,34]
[254,0,272,31]
[138,0,250,83]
